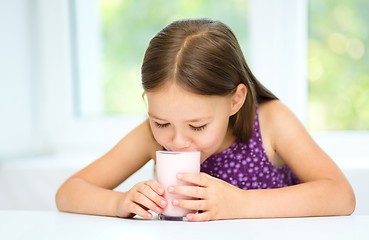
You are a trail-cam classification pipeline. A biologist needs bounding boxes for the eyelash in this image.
[155,122,169,128]
[190,125,206,131]
[154,122,207,131]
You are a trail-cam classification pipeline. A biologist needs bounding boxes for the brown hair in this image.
[142,18,277,143]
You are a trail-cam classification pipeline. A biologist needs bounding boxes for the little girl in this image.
[56,18,355,221]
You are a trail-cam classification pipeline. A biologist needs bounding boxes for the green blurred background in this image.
[100,0,248,115]
[99,0,369,131]
[308,0,369,131]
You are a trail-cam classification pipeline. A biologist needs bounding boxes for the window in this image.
[71,0,249,116]
[308,0,369,131]
[35,0,368,162]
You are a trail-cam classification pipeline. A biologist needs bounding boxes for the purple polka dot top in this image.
[201,106,301,190]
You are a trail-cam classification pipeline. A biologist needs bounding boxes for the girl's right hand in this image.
[116,179,167,219]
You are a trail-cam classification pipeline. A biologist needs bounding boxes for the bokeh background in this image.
[96,0,369,130]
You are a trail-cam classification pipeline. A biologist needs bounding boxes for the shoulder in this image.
[123,119,163,159]
[258,100,321,167]
[70,119,162,188]
[258,100,307,154]
[103,118,162,167]
[258,100,295,123]
[258,100,302,133]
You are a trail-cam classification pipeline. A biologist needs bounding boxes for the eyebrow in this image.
[148,112,211,123]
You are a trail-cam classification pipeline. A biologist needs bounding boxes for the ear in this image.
[230,84,247,116]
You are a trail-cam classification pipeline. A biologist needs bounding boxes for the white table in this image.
[0,210,368,240]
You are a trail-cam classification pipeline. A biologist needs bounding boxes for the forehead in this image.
[146,84,230,121]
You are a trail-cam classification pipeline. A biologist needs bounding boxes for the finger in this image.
[145,179,165,195]
[168,185,206,199]
[186,211,211,222]
[172,198,208,211]
[177,172,212,187]
[133,192,163,215]
[138,182,167,208]
[128,201,153,219]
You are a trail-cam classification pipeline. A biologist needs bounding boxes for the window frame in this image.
[35,0,369,164]
[34,0,145,155]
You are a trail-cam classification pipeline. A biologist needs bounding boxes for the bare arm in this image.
[55,119,165,218]
[247,100,356,217]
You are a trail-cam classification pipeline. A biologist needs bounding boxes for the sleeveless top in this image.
[201,106,301,190]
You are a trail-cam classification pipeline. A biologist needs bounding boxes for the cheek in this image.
[151,129,167,146]
[197,138,219,152]
[150,127,174,150]
[195,134,224,161]
[196,124,229,156]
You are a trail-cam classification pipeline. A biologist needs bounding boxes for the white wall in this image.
[0,0,37,159]
[249,0,307,124]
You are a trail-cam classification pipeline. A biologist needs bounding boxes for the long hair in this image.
[141,18,277,143]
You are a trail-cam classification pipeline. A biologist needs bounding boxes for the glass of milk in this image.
[156,151,200,221]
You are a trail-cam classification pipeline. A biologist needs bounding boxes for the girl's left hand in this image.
[167,172,244,221]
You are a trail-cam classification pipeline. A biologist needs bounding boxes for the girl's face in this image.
[146,83,239,162]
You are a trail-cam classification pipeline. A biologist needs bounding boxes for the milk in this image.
[156,151,200,220]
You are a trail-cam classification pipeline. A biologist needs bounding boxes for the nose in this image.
[172,130,190,150]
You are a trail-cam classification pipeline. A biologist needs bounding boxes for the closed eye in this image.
[155,122,170,128]
[190,124,207,131]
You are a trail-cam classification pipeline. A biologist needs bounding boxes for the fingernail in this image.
[161,199,167,207]
[187,215,192,221]
[172,199,179,206]
[177,173,183,179]
[168,186,174,193]
[146,213,152,219]
[156,207,161,213]
[158,187,164,194]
